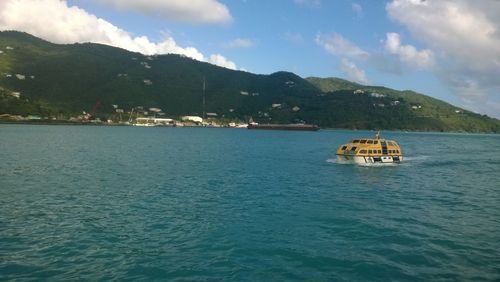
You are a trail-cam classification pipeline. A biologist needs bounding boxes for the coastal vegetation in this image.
[1,31,499,132]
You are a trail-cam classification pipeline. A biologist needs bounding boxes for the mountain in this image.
[1,31,499,132]
[305,77,500,132]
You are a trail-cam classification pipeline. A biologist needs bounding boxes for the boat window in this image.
[396,150,399,154]
[368,150,372,154]
[351,146,357,151]
[377,150,381,154]
[359,150,367,154]
[352,139,360,143]
[374,141,378,144]
[341,146,347,150]
[367,140,373,144]
[360,140,367,144]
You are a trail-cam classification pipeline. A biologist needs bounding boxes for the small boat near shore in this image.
[247,123,320,131]
[336,131,403,164]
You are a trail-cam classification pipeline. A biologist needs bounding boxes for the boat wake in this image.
[357,162,397,167]
[326,158,337,164]
[326,158,395,167]
[403,155,430,162]
[360,155,431,166]
[327,155,430,167]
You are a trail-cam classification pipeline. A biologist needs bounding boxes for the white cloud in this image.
[384,32,434,69]
[94,0,232,24]
[352,3,363,18]
[209,54,236,70]
[387,0,500,72]
[316,31,429,74]
[315,33,369,60]
[339,58,370,85]
[223,38,256,49]
[386,0,500,118]
[316,32,404,81]
[0,0,237,69]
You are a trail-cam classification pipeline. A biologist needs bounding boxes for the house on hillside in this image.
[149,107,162,113]
[370,92,385,98]
[9,92,21,99]
[354,89,364,95]
[182,116,203,123]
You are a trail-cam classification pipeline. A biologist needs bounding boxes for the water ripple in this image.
[1,126,499,281]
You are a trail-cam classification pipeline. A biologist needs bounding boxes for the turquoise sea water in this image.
[1,124,499,281]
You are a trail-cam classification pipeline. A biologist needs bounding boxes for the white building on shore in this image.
[181,116,203,123]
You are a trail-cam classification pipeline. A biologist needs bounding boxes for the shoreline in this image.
[1,120,498,134]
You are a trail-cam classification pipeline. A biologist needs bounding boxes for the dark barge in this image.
[247,124,320,131]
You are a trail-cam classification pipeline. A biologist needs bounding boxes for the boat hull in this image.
[336,154,402,164]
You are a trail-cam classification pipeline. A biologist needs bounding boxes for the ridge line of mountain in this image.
[1,31,499,132]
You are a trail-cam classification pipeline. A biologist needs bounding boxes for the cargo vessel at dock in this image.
[247,123,320,131]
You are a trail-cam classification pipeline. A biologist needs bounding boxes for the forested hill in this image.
[1,31,499,132]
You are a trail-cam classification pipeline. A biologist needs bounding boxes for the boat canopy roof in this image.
[342,131,400,147]
[349,138,400,147]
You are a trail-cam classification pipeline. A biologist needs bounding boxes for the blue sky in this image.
[1,0,499,118]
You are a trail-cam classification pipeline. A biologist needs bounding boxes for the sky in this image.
[1,0,499,118]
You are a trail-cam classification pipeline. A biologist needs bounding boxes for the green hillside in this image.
[305,77,500,132]
[306,77,362,92]
[1,31,499,132]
